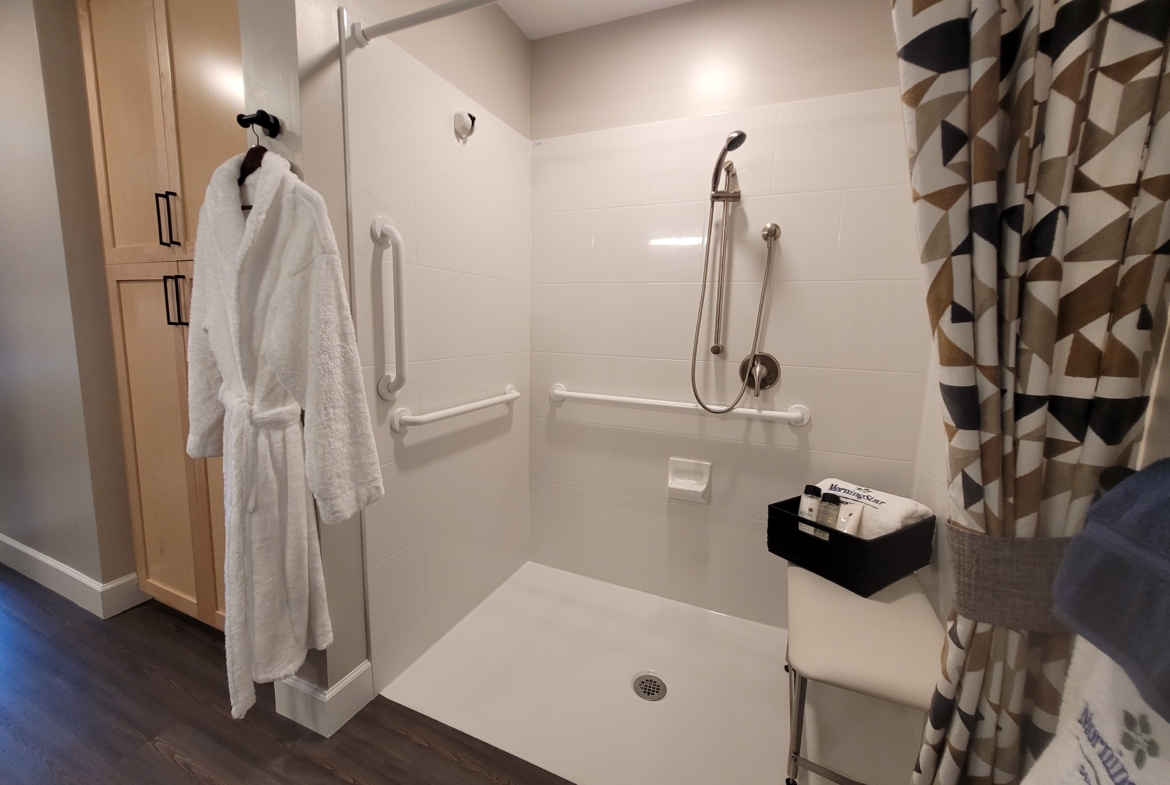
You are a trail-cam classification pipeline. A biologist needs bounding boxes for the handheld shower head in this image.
[712,131,747,192]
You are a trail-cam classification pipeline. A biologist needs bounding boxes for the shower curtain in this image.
[891,1,1170,782]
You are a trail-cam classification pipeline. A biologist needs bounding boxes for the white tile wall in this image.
[353,60,939,672]
[529,87,936,623]
[349,39,531,692]
[911,354,952,619]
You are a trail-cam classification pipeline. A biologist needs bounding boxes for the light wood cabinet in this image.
[177,263,227,628]
[82,0,243,629]
[81,0,246,262]
[107,263,199,617]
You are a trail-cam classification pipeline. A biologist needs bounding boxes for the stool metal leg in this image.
[785,665,868,785]
[787,665,808,785]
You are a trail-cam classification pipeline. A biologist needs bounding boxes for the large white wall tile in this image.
[532,283,699,359]
[836,185,921,281]
[415,167,531,283]
[530,482,786,626]
[814,369,926,462]
[366,541,425,657]
[772,87,908,194]
[532,210,594,284]
[733,191,842,282]
[758,280,931,373]
[534,280,927,372]
[423,497,492,614]
[406,264,465,361]
[463,276,530,356]
[371,566,490,692]
[533,124,651,213]
[593,202,709,283]
[364,418,528,567]
[349,138,416,262]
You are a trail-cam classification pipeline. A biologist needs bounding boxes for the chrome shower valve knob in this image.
[762,222,781,246]
[739,353,780,396]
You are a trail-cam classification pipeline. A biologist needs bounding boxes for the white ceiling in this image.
[496,0,694,40]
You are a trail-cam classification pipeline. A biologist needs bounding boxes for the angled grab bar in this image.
[371,216,407,401]
[391,386,520,433]
[549,384,810,426]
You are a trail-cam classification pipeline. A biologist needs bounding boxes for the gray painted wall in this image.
[0,0,134,585]
[530,0,899,139]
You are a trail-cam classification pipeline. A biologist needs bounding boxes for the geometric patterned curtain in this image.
[891,1,1170,782]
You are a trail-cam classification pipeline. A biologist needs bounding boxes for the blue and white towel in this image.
[1053,458,1170,723]
[1024,638,1166,785]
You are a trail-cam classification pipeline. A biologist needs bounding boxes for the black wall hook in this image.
[236,110,282,138]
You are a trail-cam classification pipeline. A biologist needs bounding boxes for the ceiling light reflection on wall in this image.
[649,237,703,247]
[204,57,245,106]
[694,63,730,98]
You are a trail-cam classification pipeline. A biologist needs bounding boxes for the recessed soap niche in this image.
[667,457,712,504]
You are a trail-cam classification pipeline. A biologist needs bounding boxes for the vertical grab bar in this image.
[372,216,408,401]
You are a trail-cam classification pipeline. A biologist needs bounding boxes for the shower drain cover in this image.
[632,672,667,702]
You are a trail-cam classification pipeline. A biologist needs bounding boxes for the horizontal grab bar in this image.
[391,386,520,433]
[549,384,810,426]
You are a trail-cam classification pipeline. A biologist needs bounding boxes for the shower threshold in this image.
[382,562,788,785]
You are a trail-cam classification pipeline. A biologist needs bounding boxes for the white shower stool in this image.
[785,566,944,785]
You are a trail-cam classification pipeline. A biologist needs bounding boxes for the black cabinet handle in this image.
[173,274,189,326]
[155,193,168,247]
[163,275,178,325]
[164,191,178,247]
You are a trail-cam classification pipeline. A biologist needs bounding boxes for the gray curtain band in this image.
[946,521,1072,634]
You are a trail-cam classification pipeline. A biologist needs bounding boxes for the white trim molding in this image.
[0,532,148,618]
[275,659,374,737]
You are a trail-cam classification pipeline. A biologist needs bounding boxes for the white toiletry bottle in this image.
[816,493,841,527]
[798,485,822,521]
[836,503,863,536]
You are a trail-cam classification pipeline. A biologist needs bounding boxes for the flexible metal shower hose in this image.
[689,202,778,414]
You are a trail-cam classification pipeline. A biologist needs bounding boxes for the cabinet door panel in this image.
[83,0,179,263]
[177,262,226,630]
[108,263,198,613]
[164,0,247,255]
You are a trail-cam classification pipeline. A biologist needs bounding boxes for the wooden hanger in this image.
[238,127,266,211]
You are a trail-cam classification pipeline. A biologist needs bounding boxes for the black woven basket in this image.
[767,497,935,597]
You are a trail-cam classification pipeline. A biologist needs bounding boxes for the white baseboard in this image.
[275,659,374,737]
[0,532,149,618]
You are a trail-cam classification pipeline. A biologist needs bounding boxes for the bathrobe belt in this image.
[218,385,301,429]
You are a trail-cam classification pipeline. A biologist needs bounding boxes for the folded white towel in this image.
[1023,637,1167,785]
[816,479,931,539]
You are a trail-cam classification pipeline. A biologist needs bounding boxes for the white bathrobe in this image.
[186,151,383,718]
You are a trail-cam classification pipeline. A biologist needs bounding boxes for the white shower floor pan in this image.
[382,562,789,785]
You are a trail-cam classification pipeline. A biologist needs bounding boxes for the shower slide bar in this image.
[549,384,811,427]
[391,386,520,433]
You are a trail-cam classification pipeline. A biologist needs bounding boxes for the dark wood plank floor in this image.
[0,564,573,785]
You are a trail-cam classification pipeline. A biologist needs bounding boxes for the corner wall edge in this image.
[275,658,374,737]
